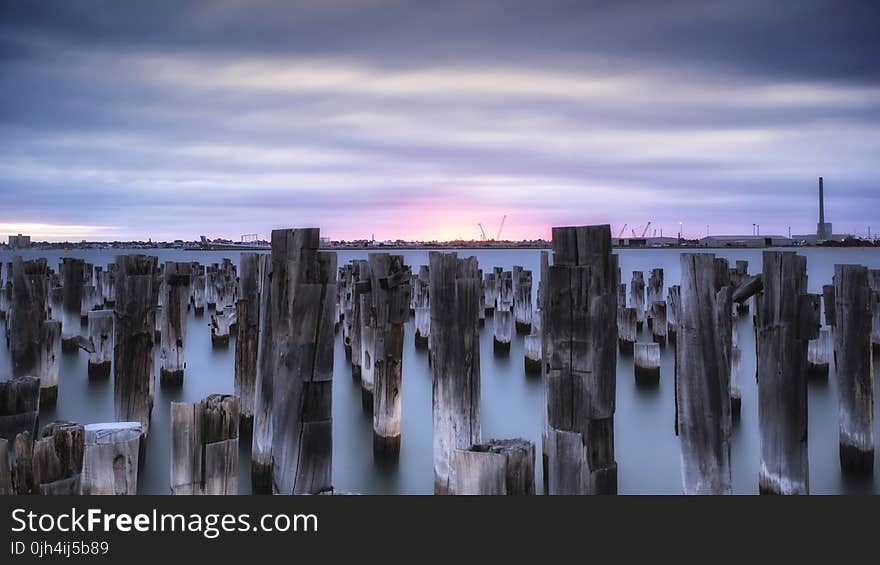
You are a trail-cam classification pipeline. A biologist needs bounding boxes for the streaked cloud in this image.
[1,1,878,241]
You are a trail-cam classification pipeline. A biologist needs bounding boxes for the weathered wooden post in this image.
[676,253,733,494]
[114,254,158,433]
[667,285,680,343]
[349,260,371,381]
[235,253,262,431]
[38,320,61,405]
[449,438,535,495]
[0,281,9,319]
[171,394,239,495]
[81,284,98,321]
[60,258,85,349]
[755,251,817,494]
[32,421,84,495]
[483,272,497,314]
[0,375,40,437]
[103,263,117,307]
[647,268,664,327]
[413,265,431,348]
[543,225,618,495]
[734,260,750,314]
[651,301,668,345]
[86,310,113,377]
[160,262,191,385]
[0,431,34,495]
[358,291,376,409]
[80,422,141,494]
[822,284,835,327]
[430,252,481,494]
[190,262,206,314]
[833,264,874,474]
[368,253,411,458]
[340,264,355,353]
[0,375,40,494]
[807,328,831,377]
[251,228,336,495]
[513,266,533,334]
[48,285,63,321]
[869,269,880,353]
[210,305,236,346]
[94,266,105,306]
[617,307,637,354]
[631,271,646,330]
[524,310,542,374]
[493,271,513,353]
[634,342,661,384]
[10,258,47,379]
[205,264,218,309]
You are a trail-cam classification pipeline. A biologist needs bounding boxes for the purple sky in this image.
[1,1,878,242]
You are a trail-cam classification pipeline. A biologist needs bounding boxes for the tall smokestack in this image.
[819,176,825,226]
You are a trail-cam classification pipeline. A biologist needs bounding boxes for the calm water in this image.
[1,247,879,494]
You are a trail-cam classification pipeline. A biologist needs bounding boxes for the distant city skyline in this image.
[2,1,878,242]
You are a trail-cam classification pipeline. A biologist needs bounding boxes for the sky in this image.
[1,1,878,242]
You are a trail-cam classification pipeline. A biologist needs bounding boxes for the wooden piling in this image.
[483,272,497,314]
[38,320,61,406]
[358,291,376,408]
[513,267,533,334]
[634,342,660,384]
[676,253,732,494]
[114,255,158,433]
[449,438,535,495]
[160,262,191,385]
[651,301,668,345]
[734,260,750,313]
[60,258,85,349]
[647,268,664,327]
[413,265,430,349]
[86,310,113,377]
[171,394,240,495]
[252,229,336,495]
[349,260,371,381]
[0,375,39,427]
[493,271,513,353]
[523,310,542,374]
[822,284,835,327]
[833,264,874,474]
[210,305,236,346]
[543,225,618,495]
[10,258,48,381]
[807,328,831,378]
[868,269,880,353]
[190,262,206,314]
[235,253,262,431]
[33,421,84,495]
[667,285,680,343]
[755,251,817,494]
[368,253,411,458]
[81,284,98,321]
[80,422,141,494]
[103,263,117,306]
[631,271,646,330]
[0,431,34,495]
[617,307,636,354]
[430,252,481,494]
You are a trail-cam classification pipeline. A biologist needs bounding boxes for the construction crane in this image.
[640,221,652,237]
[496,215,507,240]
[617,224,627,239]
[477,223,487,241]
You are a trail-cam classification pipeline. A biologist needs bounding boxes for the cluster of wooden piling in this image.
[2,221,879,496]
